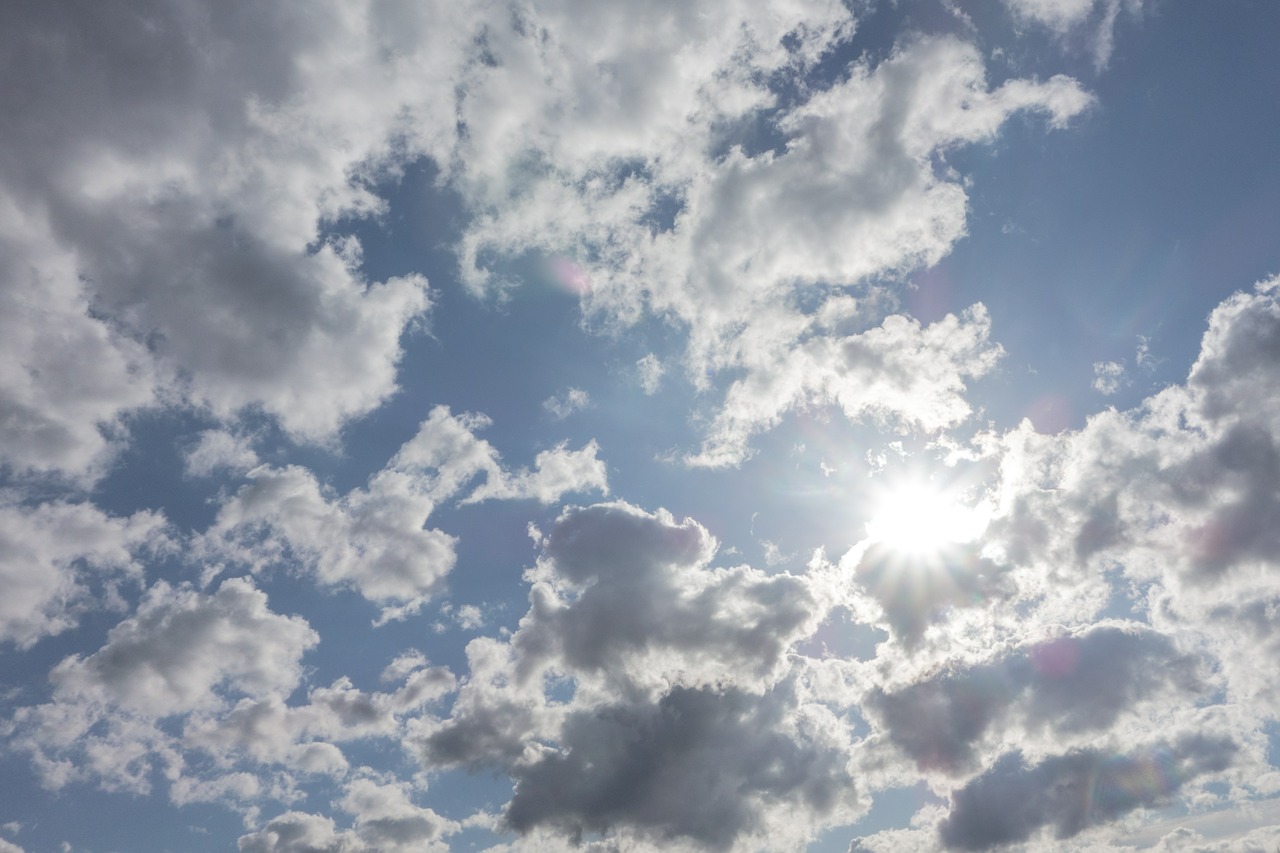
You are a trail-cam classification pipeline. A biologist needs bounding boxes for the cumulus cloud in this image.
[513,502,829,689]
[504,683,855,850]
[1,0,474,480]
[0,500,165,648]
[205,406,607,620]
[938,735,1237,849]
[691,306,1004,467]
[414,500,859,850]
[453,30,1089,463]
[866,624,1205,775]
[183,429,261,478]
[49,578,316,717]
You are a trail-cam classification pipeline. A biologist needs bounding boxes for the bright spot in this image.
[865,481,990,556]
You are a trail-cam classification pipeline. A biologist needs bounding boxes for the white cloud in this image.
[238,778,459,853]
[49,578,317,717]
[691,305,1004,467]
[454,34,1088,463]
[1,0,481,479]
[1092,360,1126,395]
[542,388,590,420]
[206,406,607,620]
[0,198,155,480]
[0,500,165,648]
[1002,0,1142,67]
[636,353,665,395]
[464,441,609,505]
[184,429,261,478]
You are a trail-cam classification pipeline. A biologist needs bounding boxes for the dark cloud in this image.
[515,502,823,685]
[939,735,1238,850]
[868,624,1204,774]
[504,684,854,849]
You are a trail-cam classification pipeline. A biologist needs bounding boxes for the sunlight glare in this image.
[865,481,989,556]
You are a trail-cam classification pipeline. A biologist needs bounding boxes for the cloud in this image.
[237,776,461,853]
[184,429,261,478]
[504,683,856,850]
[0,0,503,479]
[1092,360,1126,395]
[938,735,1237,849]
[542,388,590,420]
[414,500,858,850]
[0,500,165,648]
[691,305,1004,467]
[49,577,316,717]
[637,354,665,395]
[866,624,1205,775]
[1001,0,1141,67]
[513,502,828,689]
[452,30,1089,463]
[205,406,607,620]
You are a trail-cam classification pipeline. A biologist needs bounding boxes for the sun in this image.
[864,479,990,557]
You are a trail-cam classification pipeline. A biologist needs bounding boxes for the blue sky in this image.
[2,1,1280,851]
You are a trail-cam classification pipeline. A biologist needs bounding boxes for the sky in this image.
[2,1,1280,851]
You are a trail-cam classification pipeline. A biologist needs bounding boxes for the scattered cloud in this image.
[542,388,590,420]
[1092,360,1126,395]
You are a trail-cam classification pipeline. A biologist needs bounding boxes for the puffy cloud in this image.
[692,306,1004,467]
[938,735,1237,849]
[184,661,453,772]
[850,538,1010,651]
[464,441,609,505]
[206,406,607,620]
[452,28,1089,463]
[504,683,856,850]
[415,501,858,850]
[238,777,459,853]
[238,811,351,853]
[514,502,829,689]
[183,429,261,478]
[866,624,1205,775]
[338,778,457,852]
[1,0,468,478]
[0,198,155,479]
[0,499,164,647]
[7,578,315,796]
[975,278,1280,705]
[49,577,316,717]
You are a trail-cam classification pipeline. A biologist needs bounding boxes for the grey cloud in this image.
[854,539,1010,649]
[515,502,824,686]
[418,696,539,771]
[939,735,1237,849]
[504,684,854,850]
[2,0,469,477]
[868,624,1204,774]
